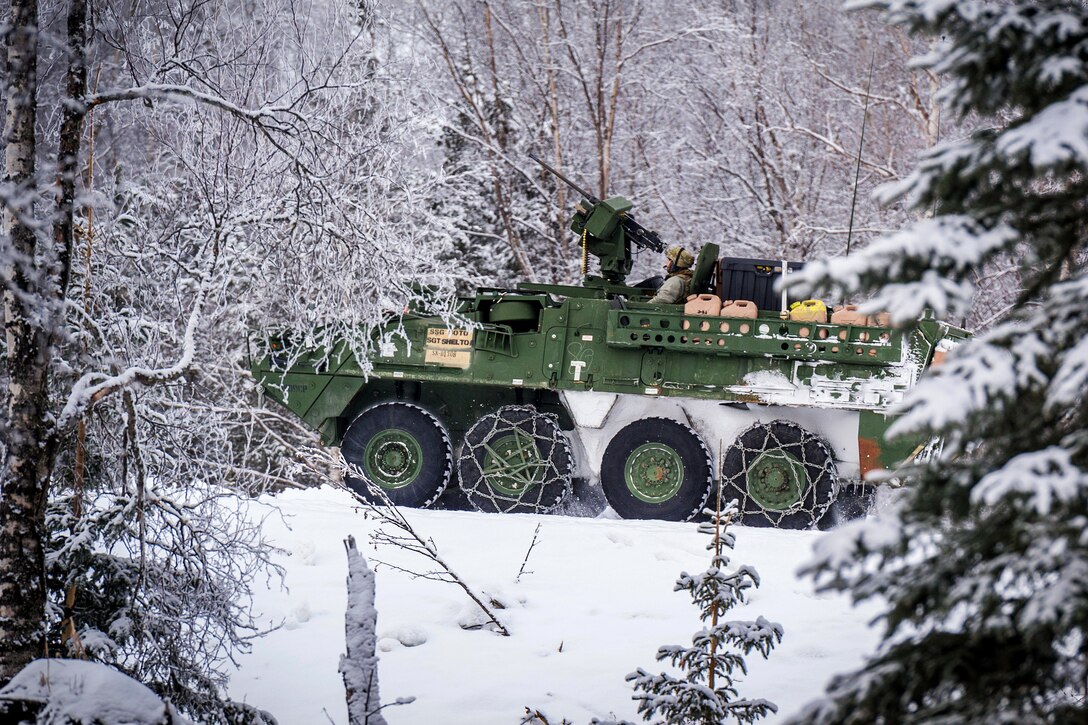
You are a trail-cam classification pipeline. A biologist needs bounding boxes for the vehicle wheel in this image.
[458,405,573,514]
[601,418,713,522]
[341,402,452,507]
[722,420,836,529]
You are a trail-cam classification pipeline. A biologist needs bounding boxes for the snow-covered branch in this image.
[787,216,1018,323]
[58,283,207,431]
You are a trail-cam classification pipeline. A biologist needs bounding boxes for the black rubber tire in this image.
[340,402,452,507]
[722,420,836,529]
[601,418,713,522]
[458,405,573,514]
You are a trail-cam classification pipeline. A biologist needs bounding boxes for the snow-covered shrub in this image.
[0,659,194,725]
[44,482,279,723]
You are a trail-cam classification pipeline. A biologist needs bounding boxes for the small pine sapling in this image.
[627,496,783,724]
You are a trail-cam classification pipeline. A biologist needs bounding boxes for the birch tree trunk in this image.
[1,0,91,680]
[54,0,88,295]
[0,0,50,681]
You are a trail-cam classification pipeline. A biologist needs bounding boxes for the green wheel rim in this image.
[625,443,685,503]
[481,430,547,497]
[363,429,424,489]
[747,449,808,510]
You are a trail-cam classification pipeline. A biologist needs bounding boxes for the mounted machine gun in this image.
[529,152,663,287]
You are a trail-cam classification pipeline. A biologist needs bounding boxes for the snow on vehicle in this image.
[251,162,967,527]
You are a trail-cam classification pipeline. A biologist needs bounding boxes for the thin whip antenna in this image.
[930,92,941,219]
[845,52,876,257]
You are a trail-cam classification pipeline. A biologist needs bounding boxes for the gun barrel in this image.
[530,152,665,255]
[529,152,599,204]
[620,217,665,253]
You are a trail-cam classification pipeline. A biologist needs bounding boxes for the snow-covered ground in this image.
[229,487,882,724]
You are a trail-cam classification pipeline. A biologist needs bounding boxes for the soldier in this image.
[648,246,695,304]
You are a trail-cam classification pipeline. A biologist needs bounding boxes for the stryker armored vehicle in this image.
[252,158,967,527]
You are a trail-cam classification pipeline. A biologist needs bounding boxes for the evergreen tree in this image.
[626,501,782,725]
[788,1,1088,721]
[433,105,519,294]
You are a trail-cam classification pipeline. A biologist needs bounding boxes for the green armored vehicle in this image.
[253,160,966,527]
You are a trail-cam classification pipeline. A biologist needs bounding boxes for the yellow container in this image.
[789,299,828,323]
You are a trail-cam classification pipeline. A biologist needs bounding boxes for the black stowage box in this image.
[716,257,807,314]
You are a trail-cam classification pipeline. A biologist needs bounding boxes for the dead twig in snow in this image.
[301,447,511,636]
[516,522,542,583]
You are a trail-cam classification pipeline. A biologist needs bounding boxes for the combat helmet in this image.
[665,246,694,270]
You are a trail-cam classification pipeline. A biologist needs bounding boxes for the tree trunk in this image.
[340,536,387,725]
[1,0,89,681]
[54,0,89,294]
[0,0,49,681]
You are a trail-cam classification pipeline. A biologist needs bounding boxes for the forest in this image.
[1,0,1086,723]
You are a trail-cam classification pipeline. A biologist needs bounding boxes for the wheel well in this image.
[334,382,573,450]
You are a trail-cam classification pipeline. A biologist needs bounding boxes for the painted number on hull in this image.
[425,327,473,368]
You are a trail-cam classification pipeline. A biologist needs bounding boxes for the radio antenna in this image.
[845,52,876,257]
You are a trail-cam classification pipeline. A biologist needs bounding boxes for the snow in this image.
[999,85,1088,169]
[561,390,618,429]
[1049,333,1088,410]
[0,659,194,725]
[972,447,1088,515]
[228,486,883,724]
